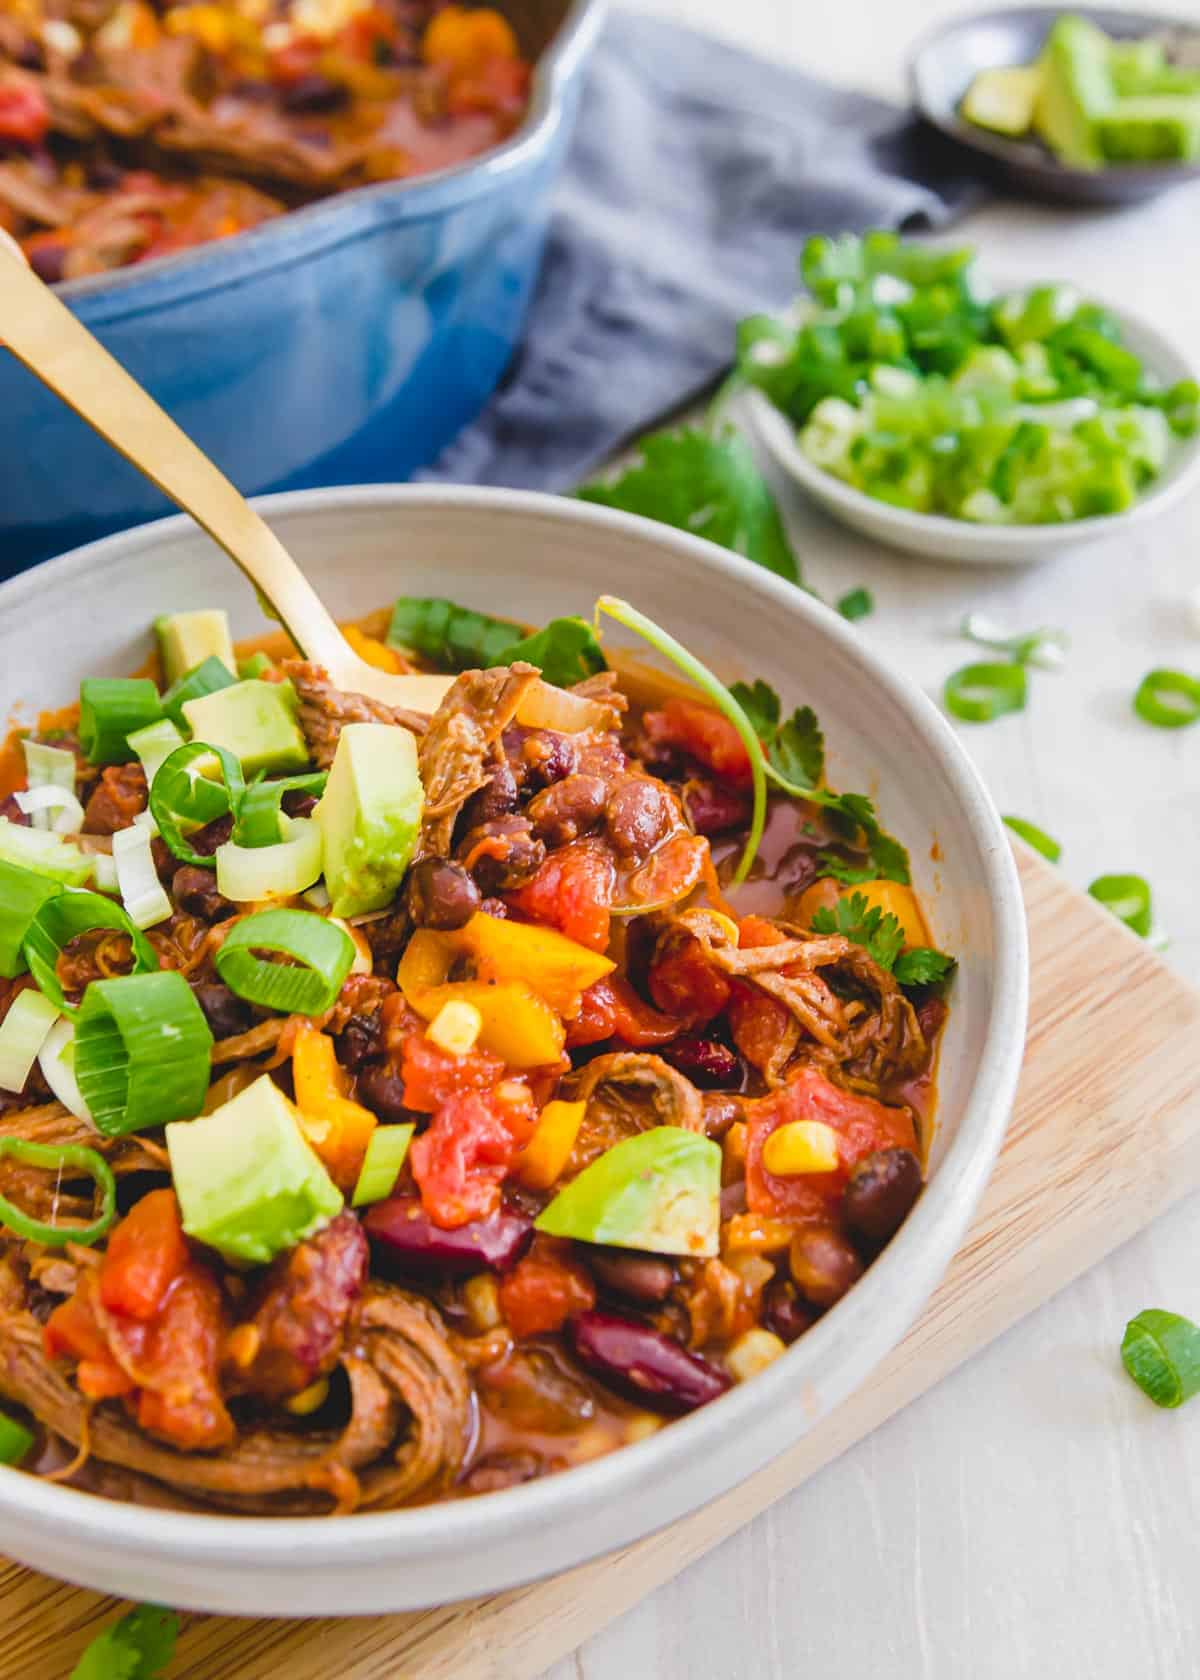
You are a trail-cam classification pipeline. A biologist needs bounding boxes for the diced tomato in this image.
[133,1269,234,1452]
[98,1189,189,1321]
[566,977,680,1049]
[648,937,731,1025]
[268,35,324,83]
[44,1284,134,1402]
[737,915,788,950]
[0,80,50,147]
[727,980,794,1077]
[509,840,616,953]
[400,1030,505,1113]
[498,1240,596,1339]
[642,699,753,787]
[745,1066,917,1220]
[446,55,530,117]
[410,1093,517,1228]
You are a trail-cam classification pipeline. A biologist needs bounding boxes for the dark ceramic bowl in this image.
[910,5,1200,205]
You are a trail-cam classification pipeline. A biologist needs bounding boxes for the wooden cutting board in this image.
[6,844,1200,1680]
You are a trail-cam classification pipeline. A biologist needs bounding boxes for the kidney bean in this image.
[235,1212,368,1401]
[506,727,577,791]
[762,1278,815,1346]
[281,789,319,820]
[702,1093,743,1142]
[569,1311,731,1414]
[605,779,674,862]
[527,774,608,848]
[336,1012,384,1072]
[683,780,752,837]
[193,981,254,1040]
[582,1247,676,1305]
[364,1196,534,1275]
[788,1225,864,1310]
[660,1034,741,1089]
[406,857,481,931]
[172,865,237,923]
[189,813,234,857]
[282,73,349,112]
[459,817,545,893]
[355,1066,416,1125]
[462,760,520,828]
[843,1148,922,1247]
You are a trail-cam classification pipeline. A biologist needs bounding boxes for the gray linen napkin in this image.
[419,9,985,490]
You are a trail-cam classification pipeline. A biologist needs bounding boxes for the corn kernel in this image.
[284,1377,330,1416]
[624,1413,663,1444]
[224,1323,261,1370]
[725,1328,787,1384]
[463,1274,501,1333]
[724,1252,775,1297]
[427,997,483,1057]
[722,1213,795,1255]
[761,1120,840,1177]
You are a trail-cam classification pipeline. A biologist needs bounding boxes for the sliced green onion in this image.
[111,823,172,931]
[149,741,245,869]
[23,889,159,1015]
[351,1124,414,1208]
[91,853,119,895]
[161,655,236,729]
[1089,873,1153,938]
[238,652,274,680]
[960,612,1068,671]
[1122,1309,1200,1408]
[21,740,76,832]
[0,1135,116,1247]
[837,587,874,622]
[1133,668,1200,730]
[215,815,323,903]
[0,819,92,887]
[0,859,62,979]
[1002,815,1061,862]
[0,989,59,1093]
[215,907,354,1014]
[78,678,163,766]
[944,661,1027,723]
[303,882,331,910]
[595,597,765,885]
[75,971,213,1137]
[14,784,84,836]
[0,1411,34,1466]
[233,772,327,849]
[128,718,185,786]
[37,1018,91,1122]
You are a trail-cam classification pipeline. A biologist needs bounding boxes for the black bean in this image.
[335,1012,383,1072]
[843,1148,922,1248]
[193,981,254,1040]
[189,813,234,857]
[406,857,481,931]
[582,1247,675,1304]
[762,1278,814,1346]
[462,760,520,828]
[172,865,236,923]
[460,818,545,893]
[282,73,350,112]
[355,1067,416,1125]
[789,1225,863,1310]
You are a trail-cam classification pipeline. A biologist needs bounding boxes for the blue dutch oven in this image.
[1,0,602,575]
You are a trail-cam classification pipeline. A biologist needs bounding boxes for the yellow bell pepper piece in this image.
[761,1120,840,1177]
[292,1021,378,1191]
[397,927,458,1004]
[343,625,405,675]
[460,913,614,1017]
[414,980,564,1068]
[423,4,518,69]
[842,880,929,949]
[516,1099,586,1191]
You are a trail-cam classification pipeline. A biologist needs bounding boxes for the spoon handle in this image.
[0,244,350,671]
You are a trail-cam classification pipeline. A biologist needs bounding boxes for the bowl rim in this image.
[0,485,1029,1575]
[745,281,1200,552]
[908,2,1200,191]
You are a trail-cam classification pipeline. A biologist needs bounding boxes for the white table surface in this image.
[546,4,1200,1676]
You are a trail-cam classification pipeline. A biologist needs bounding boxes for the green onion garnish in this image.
[351,1123,415,1208]
[238,652,274,680]
[37,1019,92,1123]
[0,988,59,1094]
[127,718,185,787]
[23,889,159,1015]
[1121,1309,1200,1409]
[215,907,354,1015]
[215,817,324,903]
[0,1136,117,1247]
[161,655,236,729]
[78,678,163,766]
[594,597,765,885]
[20,740,76,832]
[111,822,172,931]
[1132,668,1200,730]
[1002,816,1061,862]
[0,859,63,979]
[0,1411,34,1467]
[233,772,327,849]
[74,971,214,1137]
[0,820,92,887]
[149,741,245,869]
[960,613,1068,671]
[837,587,874,622]
[1088,873,1152,937]
[943,661,1028,723]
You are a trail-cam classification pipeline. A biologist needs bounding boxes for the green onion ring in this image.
[1002,816,1061,863]
[149,741,246,869]
[1121,1309,1200,1409]
[233,772,328,849]
[74,971,214,1137]
[22,890,159,1016]
[78,678,163,767]
[943,661,1027,724]
[214,908,355,1015]
[1088,873,1153,937]
[0,1411,34,1466]
[0,1136,117,1247]
[1132,668,1200,730]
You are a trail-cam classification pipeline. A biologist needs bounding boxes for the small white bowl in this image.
[0,487,1028,1613]
[747,294,1200,566]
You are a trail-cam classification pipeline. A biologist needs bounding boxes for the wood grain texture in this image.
[5,846,1199,1679]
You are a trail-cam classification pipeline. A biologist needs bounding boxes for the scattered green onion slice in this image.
[91,853,120,895]
[0,1136,117,1247]
[111,823,172,931]
[238,651,274,680]
[127,718,185,786]
[149,741,245,869]
[0,819,92,887]
[233,772,327,849]
[23,889,159,1015]
[1132,668,1200,730]
[14,784,84,835]
[0,1411,34,1466]
[837,587,874,622]
[1002,815,1061,862]
[1088,873,1153,937]
[0,859,63,980]
[215,816,323,903]
[74,971,214,1137]
[78,678,163,766]
[351,1124,414,1208]
[37,1018,91,1122]
[0,989,59,1093]
[594,596,765,885]
[215,908,354,1015]
[960,613,1068,671]
[20,740,76,832]
[161,655,236,729]
[944,661,1028,723]
[1121,1309,1200,1409]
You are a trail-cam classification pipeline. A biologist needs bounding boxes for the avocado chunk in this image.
[1097,95,1200,162]
[535,1127,721,1258]
[1034,15,1115,168]
[166,1074,342,1264]
[156,610,236,687]
[1109,38,1167,96]
[315,722,424,918]
[961,65,1042,136]
[181,679,309,777]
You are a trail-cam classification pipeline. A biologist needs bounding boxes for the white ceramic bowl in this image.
[747,294,1200,565]
[0,487,1028,1614]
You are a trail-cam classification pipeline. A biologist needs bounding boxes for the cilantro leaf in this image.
[811,890,956,991]
[71,1606,179,1680]
[727,677,779,740]
[823,791,911,885]
[578,425,802,583]
[730,679,824,791]
[894,946,958,987]
[386,600,607,687]
[502,617,607,688]
[813,852,878,886]
[837,587,874,622]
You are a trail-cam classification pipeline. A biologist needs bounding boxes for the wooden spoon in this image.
[0,234,449,712]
